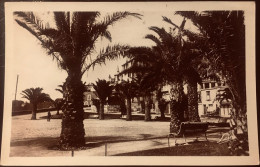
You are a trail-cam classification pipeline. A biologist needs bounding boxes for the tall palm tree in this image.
[126,26,186,131]
[93,79,113,120]
[162,16,203,122]
[14,11,142,149]
[21,87,51,120]
[175,11,246,118]
[175,11,247,154]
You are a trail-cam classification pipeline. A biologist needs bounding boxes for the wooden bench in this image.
[168,122,209,146]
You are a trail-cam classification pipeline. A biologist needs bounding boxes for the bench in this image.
[168,122,209,146]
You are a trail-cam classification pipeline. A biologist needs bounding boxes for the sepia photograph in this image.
[1,1,258,166]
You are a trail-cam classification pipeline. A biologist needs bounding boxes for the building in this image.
[114,58,135,83]
[198,79,232,117]
[111,58,170,115]
[83,84,98,107]
[109,57,232,118]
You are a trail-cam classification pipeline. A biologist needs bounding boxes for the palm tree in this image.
[162,16,203,122]
[175,11,246,118]
[131,73,153,121]
[115,81,137,121]
[53,98,64,115]
[110,83,127,116]
[126,26,186,131]
[156,87,169,119]
[21,87,51,120]
[174,11,248,154]
[14,11,142,149]
[93,79,113,120]
[53,84,65,115]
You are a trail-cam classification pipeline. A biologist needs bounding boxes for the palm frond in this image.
[82,44,130,75]
[54,12,70,33]
[14,12,65,70]
[100,12,142,27]
[21,87,51,104]
[145,34,162,47]
[162,16,180,29]
[14,12,43,40]
[93,79,113,102]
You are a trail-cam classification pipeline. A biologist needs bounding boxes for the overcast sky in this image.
[11,11,194,101]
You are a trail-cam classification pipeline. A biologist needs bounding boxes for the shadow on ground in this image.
[115,141,231,156]
[11,137,59,148]
[11,135,168,151]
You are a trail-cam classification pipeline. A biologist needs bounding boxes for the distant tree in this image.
[115,81,138,121]
[53,98,65,115]
[12,100,25,112]
[111,86,127,116]
[93,79,113,120]
[92,98,100,114]
[21,87,51,120]
[156,88,168,119]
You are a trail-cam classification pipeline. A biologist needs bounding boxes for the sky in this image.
[11,11,195,101]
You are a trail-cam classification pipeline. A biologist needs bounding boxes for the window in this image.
[205,83,209,89]
[87,94,91,100]
[206,91,210,100]
[211,83,215,88]
[198,92,201,103]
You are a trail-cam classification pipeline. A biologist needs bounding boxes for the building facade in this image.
[198,79,232,117]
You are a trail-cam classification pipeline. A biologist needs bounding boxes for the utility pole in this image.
[14,75,19,101]
[13,75,19,112]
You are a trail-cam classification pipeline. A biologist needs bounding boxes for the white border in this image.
[2,1,258,166]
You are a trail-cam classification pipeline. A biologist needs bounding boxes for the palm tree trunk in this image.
[126,97,132,121]
[187,79,200,122]
[119,99,126,116]
[31,103,37,120]
[169,82,185,133]
[59,73,85,150]
[144,96,151,121]
[141,100,145,113]
[99,102,105,120]
[160,109,165,118]
[158,101,166,119]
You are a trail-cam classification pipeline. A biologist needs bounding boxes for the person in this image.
[47,111,51,122]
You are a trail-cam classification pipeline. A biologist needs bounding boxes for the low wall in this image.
[12,108,56,116]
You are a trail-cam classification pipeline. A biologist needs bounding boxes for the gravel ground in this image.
[10,111,229,157]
